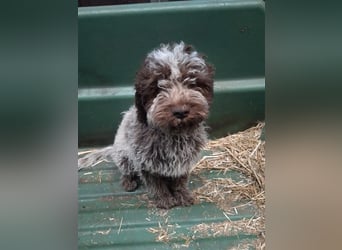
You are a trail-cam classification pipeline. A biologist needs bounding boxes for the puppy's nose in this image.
[172,107,189,119]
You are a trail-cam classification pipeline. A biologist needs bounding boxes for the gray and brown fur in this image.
[79,42,215,209]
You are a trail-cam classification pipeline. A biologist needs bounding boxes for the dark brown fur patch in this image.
[180,61,215,105]
[135,61,173,124]
[134,62,159,124]
[192,63,215,104]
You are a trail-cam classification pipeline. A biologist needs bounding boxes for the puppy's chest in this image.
[135,133,203,174]
[160,137,194,157]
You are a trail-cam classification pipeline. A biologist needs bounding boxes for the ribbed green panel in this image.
[78,161,258,249]
[79,0,264,87]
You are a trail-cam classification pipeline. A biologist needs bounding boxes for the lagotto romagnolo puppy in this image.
[79,42,215,209]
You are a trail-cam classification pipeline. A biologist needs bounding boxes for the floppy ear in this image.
[205,62,215,105]
[135,90,147,125]
[134,62,159,124]
[135,64,148,124]
[194,61,215,105]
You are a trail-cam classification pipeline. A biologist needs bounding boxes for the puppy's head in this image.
[135,42,215,131]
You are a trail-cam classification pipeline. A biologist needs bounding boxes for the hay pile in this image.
[192,122,265,249]
[192,216,264,238]
[193,122,265,211]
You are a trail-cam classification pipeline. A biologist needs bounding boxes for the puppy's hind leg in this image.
[116,156,140,192]
[121,173,141,192]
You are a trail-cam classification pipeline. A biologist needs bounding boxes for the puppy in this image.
[79,42,214,209]
[113,42,214,209]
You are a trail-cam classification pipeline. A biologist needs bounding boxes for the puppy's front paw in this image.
[154,195,177,209]
[173,190,194,207]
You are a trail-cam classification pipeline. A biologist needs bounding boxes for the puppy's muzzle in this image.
[172,106,190,120]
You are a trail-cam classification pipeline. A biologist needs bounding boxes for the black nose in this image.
[172,109,189,119]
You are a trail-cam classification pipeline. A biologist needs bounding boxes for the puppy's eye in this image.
[185,78,197,88]
[188,83,197,88]
[160,73,168,80]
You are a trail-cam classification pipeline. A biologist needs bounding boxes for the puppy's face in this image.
[135,42,214,130]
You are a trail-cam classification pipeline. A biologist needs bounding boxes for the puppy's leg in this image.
[141,171,177,209]
[169,175,194,206]
[116,156,140,192]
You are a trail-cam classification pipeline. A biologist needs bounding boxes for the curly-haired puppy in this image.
[112,42,214,209]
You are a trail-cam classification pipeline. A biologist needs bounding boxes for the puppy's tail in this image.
[78,146,114,171]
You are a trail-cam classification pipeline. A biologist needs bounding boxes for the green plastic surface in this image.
[79,161,259,249]
[78,0,265,146]
[78,1,264,249]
